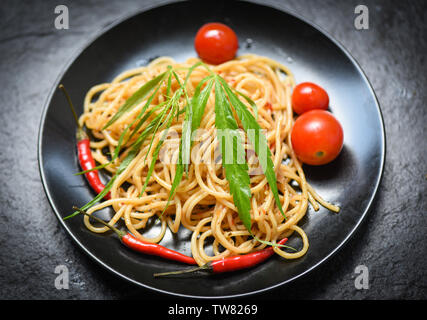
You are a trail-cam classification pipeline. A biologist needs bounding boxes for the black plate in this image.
[38,0,385,298]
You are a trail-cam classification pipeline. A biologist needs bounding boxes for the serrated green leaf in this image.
[138,89,182,197]
[214,77,252,232]
[191,76,214,132]
[158,74,214,219]
[143,100,173,165]
[102,70,169,130]
[218,77,285,219]
[235,89,258,120]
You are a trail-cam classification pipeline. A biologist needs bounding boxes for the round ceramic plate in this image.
[38,0,385,298]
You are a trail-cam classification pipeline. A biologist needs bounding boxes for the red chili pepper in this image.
[73,206,197,265]
[76,130,110,200]
[122,233,196,265]
[153,237,288,277]
[59,84,110,200]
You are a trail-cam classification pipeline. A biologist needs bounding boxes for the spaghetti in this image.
[77,54,339,267]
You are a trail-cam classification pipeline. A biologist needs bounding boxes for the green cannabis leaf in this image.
[67,62,286,240]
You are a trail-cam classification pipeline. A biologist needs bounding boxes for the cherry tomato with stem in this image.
[292,82,329,114]
[291,110,343,166]
[194,22,239,65]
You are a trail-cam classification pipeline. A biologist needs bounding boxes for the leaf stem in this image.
[72,206,126,238]
[153,264,210,277]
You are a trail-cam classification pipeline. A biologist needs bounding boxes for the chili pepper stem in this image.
[75,126,88,141]
[59,84,88,141]
[154,263,211,277]
[59,84,80,125]
[72,206,126,238]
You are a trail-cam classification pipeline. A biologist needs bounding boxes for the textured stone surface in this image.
[0,0,426,300]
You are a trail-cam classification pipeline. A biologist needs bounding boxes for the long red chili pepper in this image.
[76,131,110,199]
[73,206,197,265]
[59,84,110,200]
[153,237,288,277]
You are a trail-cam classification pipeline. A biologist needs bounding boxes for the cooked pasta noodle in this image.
[78,54,339,266]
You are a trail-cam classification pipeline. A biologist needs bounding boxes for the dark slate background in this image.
[0,0,426,300]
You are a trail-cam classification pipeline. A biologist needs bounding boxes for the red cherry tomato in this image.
[194,23,239,65]
[291,110,343,165]
[292,82,329,114]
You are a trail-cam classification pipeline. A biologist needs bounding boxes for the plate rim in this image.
[37,0,386,299]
